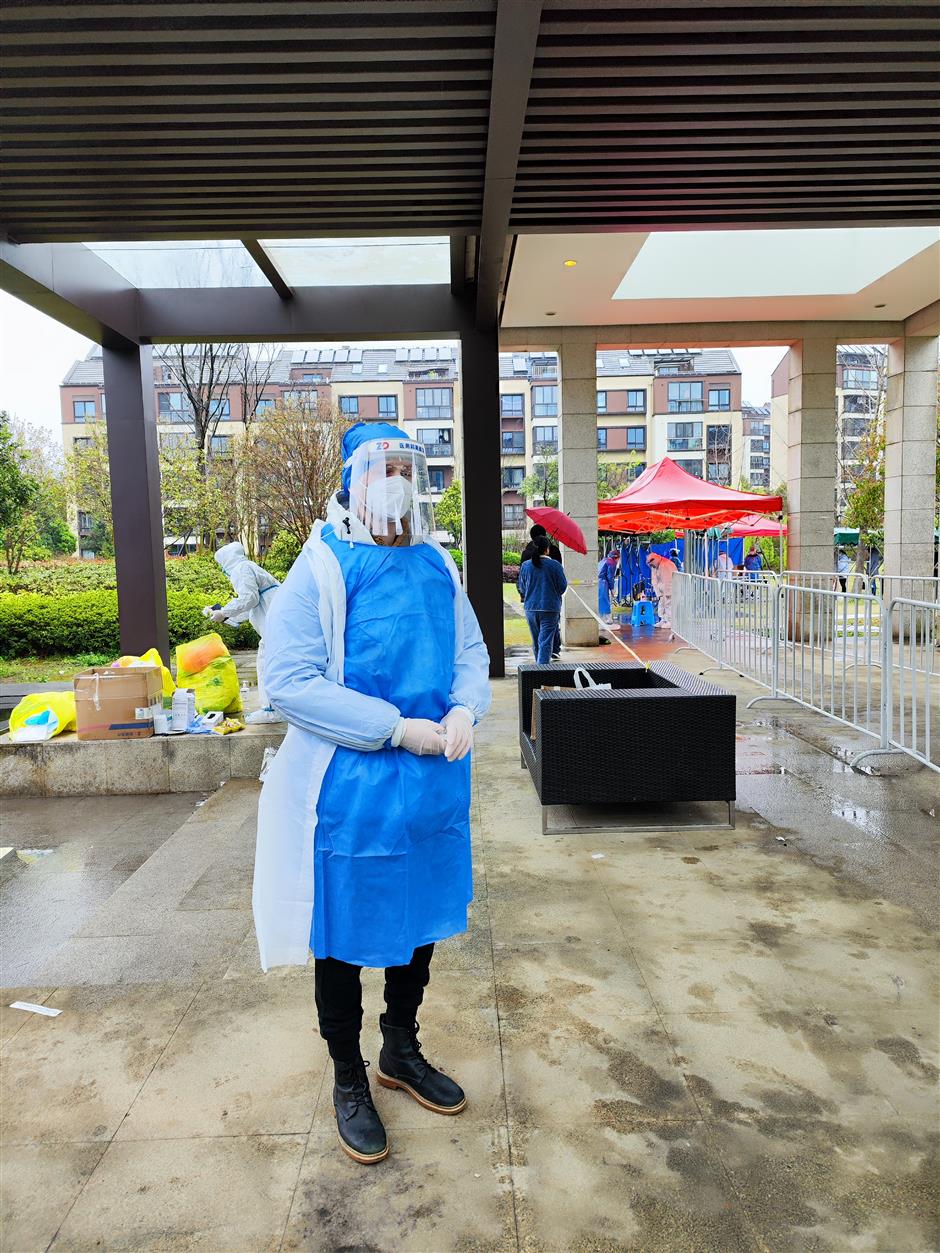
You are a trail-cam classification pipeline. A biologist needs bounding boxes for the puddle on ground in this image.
[15,848,55,863]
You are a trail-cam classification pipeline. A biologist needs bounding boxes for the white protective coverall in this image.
[252,495,490,970]
[210,542,281,721]
[646,552,678,628]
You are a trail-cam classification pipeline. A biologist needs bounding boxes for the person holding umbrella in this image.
[521,525,563,656]
[518,537,568,663]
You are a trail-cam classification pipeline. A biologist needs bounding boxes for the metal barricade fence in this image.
[671,574,939,772]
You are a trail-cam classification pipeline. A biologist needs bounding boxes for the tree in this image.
[0,413,39,573]
[436,479,462,545]
[158,440,234,553]
[67,424,114,550]
[843,415,886,535]
[234,343,281,430]
[161,343,239,463]
[249,395,350,548]
[598,458,643,500]
[521,457,558,507]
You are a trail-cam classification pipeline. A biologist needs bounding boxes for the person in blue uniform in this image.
[517,536,567,662]
[255,422,491,1165]
[597,550,619,622]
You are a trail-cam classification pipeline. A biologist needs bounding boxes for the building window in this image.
[667,382,704,413]
[73,437,92,449]
[532,425,558,453]
[750,422,770,437]
[417,428,452,456]
[429,467,446,492]
[72,399,96,422]
[750,455,770,469]
[708,388,731,411]
[533,386,558,418]
[843,368,877,390]
[210,435,232,455]
[597,429,608,450]
[844,394,875,414]
[77,510,93,532]
[209,396,230,419]
[503,503,525,527]
[707,424,731,452]
[255,397,275,415]
[673,458,703,478]
[596,391,607,414]
[626,390,646,413]
[158,392,188,419]
[339,396,359,416]
[502,467,524,490]
[501,394,524,416]
[283,389,313,404]
[415,387,453,420]
[160,431,194,450]
[627,460,647,481]
[750,470,769,487]
[667,421,703,451]
[378,395,398,417]
[301,372,324,382]
[706,462,731,485]
[626,426,646,450]
[502,431,525,453]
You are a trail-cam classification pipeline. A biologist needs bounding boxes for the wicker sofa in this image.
[518,661,736,832]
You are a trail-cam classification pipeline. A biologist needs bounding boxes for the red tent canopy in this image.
[598,457,784,532]
[728,513,788,538]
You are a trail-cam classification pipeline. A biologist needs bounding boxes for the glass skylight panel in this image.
[614,227,939,300]
[87,240,268,288]
[258,236,449,286]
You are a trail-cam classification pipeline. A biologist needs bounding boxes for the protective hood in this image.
[216,542,247,573]
[341,421,411,493]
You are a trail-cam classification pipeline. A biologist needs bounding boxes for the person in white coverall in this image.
[205,542,281,724]
[646,551,677,628]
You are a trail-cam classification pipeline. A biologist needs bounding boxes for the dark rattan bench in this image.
[518,661,736,833]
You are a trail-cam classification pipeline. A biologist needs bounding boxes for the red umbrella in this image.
[524,507,588,554]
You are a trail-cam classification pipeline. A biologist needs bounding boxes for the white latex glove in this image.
[201,606,214,619]
[209,609,228,624]
[442,706,474,762]
[391,717,445,756]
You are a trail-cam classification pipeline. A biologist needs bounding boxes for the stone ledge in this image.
[0,724,285,798]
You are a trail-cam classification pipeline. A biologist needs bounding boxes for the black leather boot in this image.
[376,1015,467,1114]
[332,1056,388,1164]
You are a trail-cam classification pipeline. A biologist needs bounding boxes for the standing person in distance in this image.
[518,536,568,663]
[521,524,563,658]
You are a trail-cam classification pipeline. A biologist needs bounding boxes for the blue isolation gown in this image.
[310,525,473,967]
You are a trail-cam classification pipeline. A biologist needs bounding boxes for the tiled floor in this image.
[1,651,938,1252]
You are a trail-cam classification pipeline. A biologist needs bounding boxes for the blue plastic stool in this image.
[631,600,656,626]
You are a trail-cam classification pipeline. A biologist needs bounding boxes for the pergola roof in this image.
[2,0,938,340]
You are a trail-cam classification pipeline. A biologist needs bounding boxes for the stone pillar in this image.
[786,334,839,574]
[558,333,600,646]
[102,343,170,663]
[883,335,938,578]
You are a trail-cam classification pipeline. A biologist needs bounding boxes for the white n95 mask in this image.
[367,474,414,522]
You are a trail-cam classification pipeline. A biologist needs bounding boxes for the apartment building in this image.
[770,346,884,518]
[62,342,747,549]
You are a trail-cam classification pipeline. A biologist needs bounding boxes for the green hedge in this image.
[0,589,257,659]
[0,556,233,598]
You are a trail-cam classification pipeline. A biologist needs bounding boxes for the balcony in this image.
[667,437,703,452]
[423,442,453,458]
[530,362,557,379]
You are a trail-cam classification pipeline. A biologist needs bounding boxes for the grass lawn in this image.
[0,652,118,684]
[503,581,532,647]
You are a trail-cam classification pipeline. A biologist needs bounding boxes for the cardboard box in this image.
[73,666,163,741]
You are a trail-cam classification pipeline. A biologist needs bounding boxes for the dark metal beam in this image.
[475,0,542,329]
[137,283,474,342]
[459,322,504,678]
[102,343,170,663]
[450,234,466,295]
[240,238,292,300]
[0,240,139,346]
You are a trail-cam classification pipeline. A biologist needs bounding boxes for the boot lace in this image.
[337,1058,377,1118]
[408,1024,433,1082]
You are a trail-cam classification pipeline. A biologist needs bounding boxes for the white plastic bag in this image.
[573,667,612,691]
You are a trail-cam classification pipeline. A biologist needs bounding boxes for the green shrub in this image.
[0,589,257,659]
[264,531,301,580]
[502,549,521,566]
[0,555,231,597]
[448,548,463,571]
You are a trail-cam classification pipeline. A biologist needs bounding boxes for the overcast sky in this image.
[0,289,787,439]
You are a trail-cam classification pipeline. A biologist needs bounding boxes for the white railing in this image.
[671,574,939,773]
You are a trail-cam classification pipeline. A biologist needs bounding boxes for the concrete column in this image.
[558,333,600,646]
[459,324,505,677]
[883,334,938,578]
[786,334,839,573]
[102,343,170,663]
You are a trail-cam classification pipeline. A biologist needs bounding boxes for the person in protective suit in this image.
[646,551,678,628]
[205,542,282,724]
[597,550,619,622]
[255,422,491,1166]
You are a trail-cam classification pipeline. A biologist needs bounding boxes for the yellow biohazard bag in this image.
[176,633,242,715]
[9,691,77,741]
[176,632,228,678]
[114,648,175,699]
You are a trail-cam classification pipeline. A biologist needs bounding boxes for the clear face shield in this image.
[346,438,437,539]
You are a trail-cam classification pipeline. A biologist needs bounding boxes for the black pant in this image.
[314,944,434,1062]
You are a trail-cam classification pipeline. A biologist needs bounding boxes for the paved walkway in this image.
[1,649,938,1252]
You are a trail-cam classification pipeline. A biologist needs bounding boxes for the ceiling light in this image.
[563,259,577,268]
[545,311,557,316]
[874,302,886,308]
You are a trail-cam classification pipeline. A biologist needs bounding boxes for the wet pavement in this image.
[1,643,938,1252]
